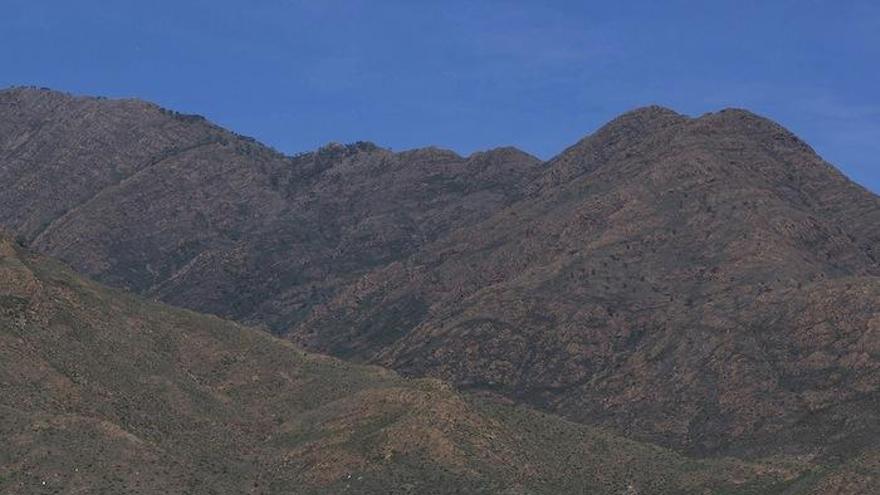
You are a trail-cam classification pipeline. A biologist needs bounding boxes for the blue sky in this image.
[2,0,878,191]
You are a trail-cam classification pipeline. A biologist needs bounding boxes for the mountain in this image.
[0,86,540,331]
[3,87,880,474]
[291,106,880,459]
[0,232,815,494]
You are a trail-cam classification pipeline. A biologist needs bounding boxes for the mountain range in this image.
[1,86,879,493]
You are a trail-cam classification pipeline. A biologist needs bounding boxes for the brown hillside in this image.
[0,233,816,494]
[0,87,541,331]
[3,87,879,466]
[292,106,880,458]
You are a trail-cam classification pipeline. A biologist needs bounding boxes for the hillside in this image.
[0,233,820,494]
[0,87,541,330]
[3,88,880,469]
[292,107,880,459]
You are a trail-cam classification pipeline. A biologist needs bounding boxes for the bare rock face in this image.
[3,87,880,468]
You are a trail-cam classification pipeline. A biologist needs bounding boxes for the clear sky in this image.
[2,0,878,192]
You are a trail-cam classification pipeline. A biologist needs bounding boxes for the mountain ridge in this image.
[1,87,543,333]
[2,87,879,469]
[288,99,880,457]
[1,86,541,165]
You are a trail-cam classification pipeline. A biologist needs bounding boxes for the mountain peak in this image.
[692,107,819,160]
[617,104,683,119]
[538,105,840,193]
[397,146,464,161]
[467,146,539,163]
[595,105,688,137]
[535,106,689,187]
[698,107,785,129]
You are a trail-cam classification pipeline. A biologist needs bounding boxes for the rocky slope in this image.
[0,86,541,331]
[293,107,880,459]
[0,233,815,494]
[3,87,880,470]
